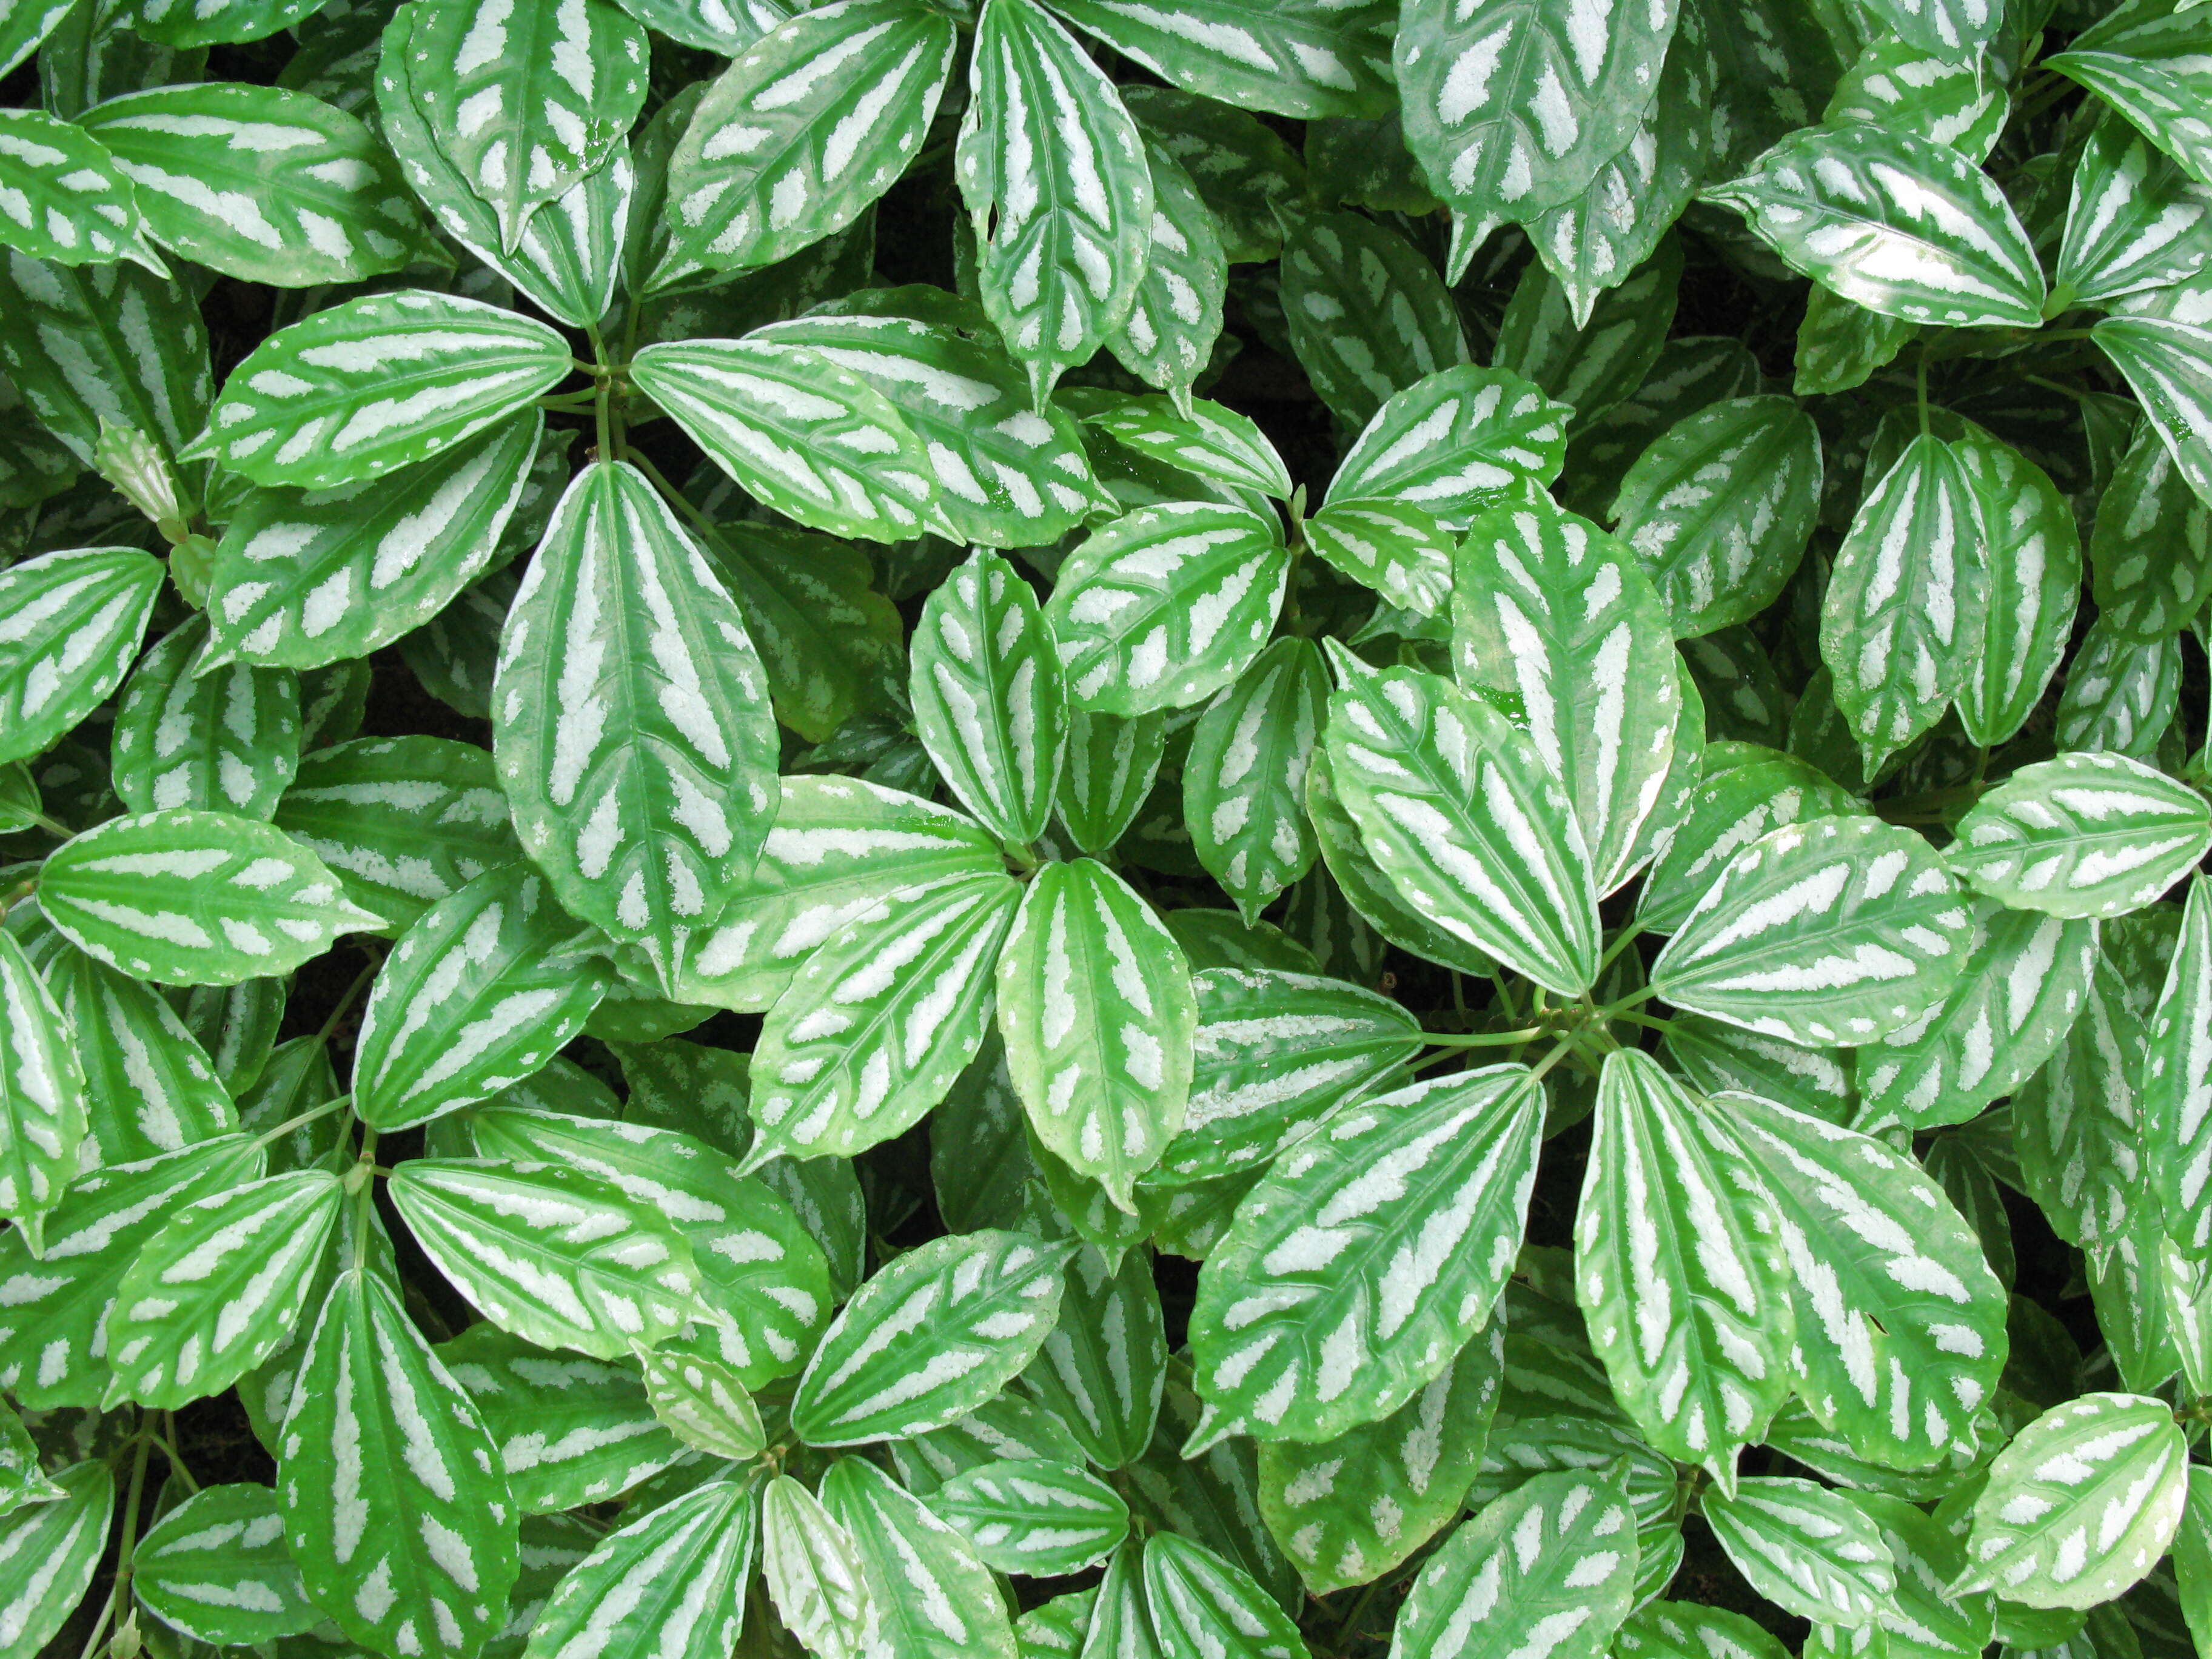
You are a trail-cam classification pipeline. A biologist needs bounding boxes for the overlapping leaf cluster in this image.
[2,1,2212,1657]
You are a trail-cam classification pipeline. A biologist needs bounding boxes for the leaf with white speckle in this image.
[1704,124,2045,327]
[1280,211,1469,430]
[492,460,780,980]
[2048,46,2212,195]
[1059,709,1169,855]
[2055,617,2180,757]
[132,1482,318,1647]
[635,1341,766,1460]
[1303,500,1458,619]
[1955,1392,2187,1609]
[1323,364,1570,527]
[2100,317,2212,514]
[1047,0,1392,120]
[0,106,164,272]
[2056,118,2212,311]
[825,1455,1019,1659]
[0,543,164,767]
[1953,427,2080,749]
[763,1474,884,1659]
[1636,749,1864,939]
[111,612,299,820]
[352,864,611,1131]
[0,1460,112,1659]
[2148,877,2212,1256]
[522,1476,756,1659]
[1614,1600,1792,1659]
[956,0,1153,406]
[0,928,85,1255]
[792,1228,1075,1445]
[2090,421,2212,647]
[280,1264,520,1659]
[1573,1050,1792,1481]
[1649,814,1975,1048]
[1304,748,1498,980]
[1391,1468,1639,1659]
[1107,137,1229,413]
[1144,1530,1310,1659]
[1022,1242,1167,1469]
[1703,1477,1896,1626]
[1324,659,1600,996]
[1496,240,1683,429]
[1465,1410,1684,1601]
[2012,955,2147,1257]
[188,290,571,488]
[1184,637,1328,923]
[39,808,381,987]
[1188,1064,1543,1447]
[106,1167,341,1408]
[931,1456,1130,1577]
[1086,395,1291,503]
[1947,751,2212,920]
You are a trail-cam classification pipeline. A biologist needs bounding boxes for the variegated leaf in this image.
[910,549,1066,848]
[106,1167,341,1407]
[659,0,954,281]
[1257,1324,1503,1595]
[2091,421,2212,645]
[1303,500,1457,618]
[0,543,163,766]
[280,1265,520,1659]
[1650,814,1976,1047]
[0,928,85,1254]
[631,338,937,542]
[888,1391,1089,1494]
[824,1456,1019,1659]
[1322,364,1570,527]
[1087,395,1290,503]
[0,1460,112,1659]
[1702,1477,1895,1626]
[1615,1601,1792,1659]
[1466,1409,1681,1593]
[744,872,1022,1167]
[1122,84,1304,262]
[1612,394,1822,637]
[1957,1392,2188,1609]
[132,1482,318,1647]
[956,0,1153,406]
[403,0,647,250]
[1826,30,2002,157]
[39,807,379,986]
[1324,660,1600,996]
[2013,955,2146,1256]
[1858,0,1997,58]
[1045,501,1288,717]
[78,82,423,284]
[1953,427,2080,748]
[1712,1091,2007,1469]
[634,1342,765,1459]
[791,1228,1076,1445]
[763,1474,885,1659]
[1184,637,1327,922]
[0,106,163,271]
[110,612,298,820]
[2055,118,2212,311]
[2055,617,2180,757]
[1947,751,2212,920]
[1022,1242,1166,1467]
[1637,749,1862,938]
[206,408,541,671]
[931,1456,1129,1577]
[2048,47,2212,193]
[1495,239,1683,428]
[2148,877,2212,1255]
[1392,1469,1639,1659]
[492,460,779,979]
[1047,0,1393,120]
[613,0,791,55]
[1108,138,1228,411]
[1453,492,1683,894]
[1704,124,2045,327]
[1576,1051,1792,1481]
[1144,1530,1310,1659]
[190,290,571,488]
[1188,1064,1543,1446]
[1280,210,1469,429]
[521,1477,756,1659]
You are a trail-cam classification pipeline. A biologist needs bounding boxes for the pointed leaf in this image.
[2091,422,2212,646]
[1703,1476,1897,1626]
[635,1343,766,1460]
[2096,314,2212,509]
[2013,955,2147,1256]
[1280,210,1469,430]
[1948,751,2212,920]
[931,1456,1129,1577]
[1637,749,1863,937]
[0,928,86,1252]
[132,1481,319,1647]
[763,1474,883,1659]
[1323,364,1569,526]
[2056,118,2212,310]
[823,1456,1019,1659]
[1142,1531,1309,1659]
[1303,500,1457,618]
[0,1460,112,1659]
[1022,1243,1167,1469]
[1953,428,2080,748]
[1047,0,1392,121]
[0,543,163,766]
[2149,877,2212,1255]
[0,106,161,271]
[522,1476,756,1659]
[1086,396,1290,503]
[1184,637,1327,922]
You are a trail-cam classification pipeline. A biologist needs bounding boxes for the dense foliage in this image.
[2,1,2212,1657]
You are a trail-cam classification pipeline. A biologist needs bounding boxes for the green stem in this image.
[95,1429,154,1659]
[1423,1025,1548,1048]
[1588,982,1660,1023]
[252,1093,350,1151]
[625,447,720,540]
[315,953,380,1044]
[1592,923,1645,984]
[1915,347,1931,437]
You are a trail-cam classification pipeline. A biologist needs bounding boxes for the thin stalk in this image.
[1423,1025,1548,1048]
[1592,923,1645,983]
[315,954,380,1044]
[251,1093,350,1151]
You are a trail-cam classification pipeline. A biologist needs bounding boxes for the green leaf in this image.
[1304,748,1496,979]
[0,1460,112,1659]
[757,298,1107,550]
[1086,396,1291,504]
[1612,395,1823,637]
[205,409,542,671]
[1703,1476,1897,1626]
[1323,660,1600,996]
[132,1481,319,1646]
[1045,501,1288,717]
[1123,85,1304,263]
[2013,956,2146,1256]
[78,82,421,284]
[910,550,1065,847]
[659,0,954,281]
[1279,211,1469,430]
[613,0,789,54]
[2048,47,2212,194]
[280,1265,520,1659]
[1025,1243,1165,1469]
[521,1477,755,1659]
[823,1456,1019,1659]
[1574,1049,1792,1480]
[1636,749,1863,937]
[1187,1064,1543,1446]
[1302,500,1457,618]
[2055,616,2180,757]
[107,1167,340,1406]
[635,1342,766,1459]
[39,807,378,986]
[1143,1530,1310,1659]
[1395,0,1677,247]
[0,1,70,80]
[2093,424,2212,648]
[1392,1469,1638,1659]
[1468,1409,1684,1595]
[435,1322,683,1512]
[2096,315,2212,509]
[1257,1324,1503,1595]
[1453,493,1684,894]
[1322,364,1570,526]
[888,1391,1088,1493]
[1858,0,1997,58]
[2148,877,2212,1255]
[1712,1093,2007,1470]
[133,0,324,44]
[1108,138,1229,411]
[270,735,522,933]
[1184,637,1327,922]
[1649,814,1976,1047]
[956,0,1153,405]
[791,1228,1076,1445]
[631,339,937,542]
[352,864,611,1131]
[1495,240,1684,428]
[492,460,779,977]
[112,612,299,819]
[1957,1392,2188,1609]
[1948,751,2212,919]
[762,1473,883,1659]
[930,1456,1128,1577]
[745,872,1023,1165]
[2056,118,2212,310]
[1858,903,2102,1133]
[0,106,163,271]
[1047,0,1391,121]
[0,543,163,766]
[668,774,1002,1014]
[389,1157,711,1358]
[1953,428,2081,748]
[1615,1601,1792,1659]
[0,928,87,1254]
[1154,966,1421,1187]
[1059,708,1170,854]
[1825,32,2001,158]
[190,290,571,488]
[1704,124,2045,327]
[403,0,646,250]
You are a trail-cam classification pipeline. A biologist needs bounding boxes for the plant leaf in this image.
[1046,0,1393,120]
[1948,751,2212,919]
[930,1456,1130,1577]
[0,1460,113,1659]
[1322,364,1570,526]
[2095,313,2212,509]
[1279,210,1469,429]
[1637,749,1863,938]
[1302,500,1457,618]
[1022,1242,1167,1468]
[110,612,298,820]
[823,1455,1019,1659]
[132,1481,319,1646]
[2056,118,2212,310]
[1184,636,1327,922]
[1142,1530,1310,1659]
[521,1476,756,1659]
[2148,877,2212,1255]
[0,928,87,1254]
[0,543,164,767]
[762,1473,884,1659]
[1703,1476,1897,1626]
[0,106,163,271]
[1953,427,2081,748]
